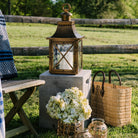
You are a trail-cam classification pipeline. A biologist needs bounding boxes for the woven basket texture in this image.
[91,82,132,127]
[57,120,82,137]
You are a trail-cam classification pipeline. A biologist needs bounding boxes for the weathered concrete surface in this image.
[11,45,138,56]
[39,70,91,130]
[4,15,138,25]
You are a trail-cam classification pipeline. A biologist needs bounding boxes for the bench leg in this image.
[5,87,38,136]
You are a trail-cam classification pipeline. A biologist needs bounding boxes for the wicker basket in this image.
[57,120,82,137]
[91,70,132,127]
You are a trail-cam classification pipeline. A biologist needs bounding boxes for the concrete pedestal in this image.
[39,70,91,130]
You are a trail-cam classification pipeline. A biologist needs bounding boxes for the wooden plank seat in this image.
[2,79,45,138]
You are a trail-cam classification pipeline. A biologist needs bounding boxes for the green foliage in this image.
[1,0,138,18]
[0,0,9,14]
[64,0,138,19]
[113,0,136,19]
[5,0,53,16]
[51,0,64,17]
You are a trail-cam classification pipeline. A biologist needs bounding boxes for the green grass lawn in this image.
[6,23,138,47]
[3,54,138,138]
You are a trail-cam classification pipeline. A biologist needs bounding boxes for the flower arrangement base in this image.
[57,120,82,137]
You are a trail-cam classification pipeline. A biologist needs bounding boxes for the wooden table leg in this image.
[5,87,38,136]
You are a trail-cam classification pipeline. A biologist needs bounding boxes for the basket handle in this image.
[92,71,105,97]
[109,70,121,86]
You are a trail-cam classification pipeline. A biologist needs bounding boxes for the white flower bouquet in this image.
[46,87,92,124]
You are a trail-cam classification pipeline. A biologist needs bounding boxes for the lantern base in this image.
[39,70,91,130]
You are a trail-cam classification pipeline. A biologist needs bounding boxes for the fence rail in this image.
[5,15,138,25]
[11,45,138,56]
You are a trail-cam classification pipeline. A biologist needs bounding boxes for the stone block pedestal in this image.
[39,70,91,129]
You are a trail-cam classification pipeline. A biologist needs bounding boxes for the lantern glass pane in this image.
[53,43,73,70]
[78,41,82,70]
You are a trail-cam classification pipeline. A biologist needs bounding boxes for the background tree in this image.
[64,0,138,19]
[0,0,9,14]
[64,0,117,18]
[51,0,64,17]
[10,0,53,16]
[0,0,138,18]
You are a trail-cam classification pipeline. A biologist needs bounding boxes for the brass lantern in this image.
[47,3,84,75]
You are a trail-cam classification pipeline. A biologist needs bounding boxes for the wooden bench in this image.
[2,79,45,138]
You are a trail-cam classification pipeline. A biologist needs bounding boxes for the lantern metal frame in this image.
[47,3,84,75]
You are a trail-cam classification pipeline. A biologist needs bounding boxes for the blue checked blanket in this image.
[0,10,17,80]
[0,10,17,138]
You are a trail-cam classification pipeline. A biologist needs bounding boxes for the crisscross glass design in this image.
[53,43,73,70]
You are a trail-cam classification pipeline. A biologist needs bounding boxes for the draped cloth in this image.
[0,10,17,79]
[0,80,5,138]
[0,10,17,138]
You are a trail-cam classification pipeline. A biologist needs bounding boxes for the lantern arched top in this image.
[47,4,84,39]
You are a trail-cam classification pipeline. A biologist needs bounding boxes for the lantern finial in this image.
[61,3,72,21]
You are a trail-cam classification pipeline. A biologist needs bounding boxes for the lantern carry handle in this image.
[62,3,71,12]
